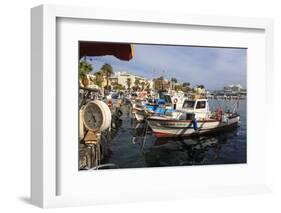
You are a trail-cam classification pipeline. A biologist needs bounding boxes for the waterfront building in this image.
[224,84,243,94]
[153,77,170,91]
[110,71,146,89]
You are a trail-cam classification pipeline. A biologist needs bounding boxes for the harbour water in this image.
[103,99,247,169]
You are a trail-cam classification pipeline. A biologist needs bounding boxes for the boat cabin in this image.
[153,93,172,105]
[181,99,210,119]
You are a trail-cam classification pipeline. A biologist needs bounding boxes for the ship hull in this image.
[147,115,240,138]
[133,107,154,122]
[134,111,145,122]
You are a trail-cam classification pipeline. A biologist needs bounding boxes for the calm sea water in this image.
[103,99,247,169]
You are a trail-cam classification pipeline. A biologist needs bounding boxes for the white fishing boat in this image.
[134,107,154,121]
[170,91,187,110]
[147,98,240,138]
[133,93,174,122]
[133,93,190,122]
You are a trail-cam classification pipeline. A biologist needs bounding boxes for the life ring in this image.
[173,98,178,104]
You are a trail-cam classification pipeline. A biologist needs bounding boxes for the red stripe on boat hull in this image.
[153,131,174,138]
[152,122,239,138]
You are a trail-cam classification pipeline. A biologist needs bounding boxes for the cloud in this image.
[87,44,246,90]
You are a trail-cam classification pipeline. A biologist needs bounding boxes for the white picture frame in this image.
[31,4,274,208]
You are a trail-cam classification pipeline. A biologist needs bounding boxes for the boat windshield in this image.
[163,95,172,104]
[182,100,195,109]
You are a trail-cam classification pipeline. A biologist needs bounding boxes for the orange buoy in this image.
[108,99,113,108]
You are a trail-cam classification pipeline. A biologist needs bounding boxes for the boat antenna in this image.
[237,94,240,112]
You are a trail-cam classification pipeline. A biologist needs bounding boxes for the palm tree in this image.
[113,84,123,91]
[171,77,177,83]
[79,60,93,78]
[134,79,140,91]
[126,78,132,92]
[101,63,113,90]
[171,77,177,90]
[94,71,103,87]
[183,82,190,87]
[79,60,93,87]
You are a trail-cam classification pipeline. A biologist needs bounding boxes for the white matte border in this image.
[56,15,265,197]
[31,4,274,208]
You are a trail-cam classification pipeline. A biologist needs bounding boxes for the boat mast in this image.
[232,95,240,114]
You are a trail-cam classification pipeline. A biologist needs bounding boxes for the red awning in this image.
[79,41,134,61]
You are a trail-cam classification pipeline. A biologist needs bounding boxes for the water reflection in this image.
[103,100,246,169]
[132,122,240,167]
[148,132,239,166]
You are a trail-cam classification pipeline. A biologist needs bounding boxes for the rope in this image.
[141,121,149,151]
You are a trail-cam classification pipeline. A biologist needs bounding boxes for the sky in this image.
[85,43,247,90]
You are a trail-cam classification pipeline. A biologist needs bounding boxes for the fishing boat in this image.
[133,93,174,122]
[134,104,175,122]
[147,98,240,138]
[133,91,191,122]
[134,106,155,121]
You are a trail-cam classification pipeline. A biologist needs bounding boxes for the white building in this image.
[110,71,148,89]
[224,84,243,93]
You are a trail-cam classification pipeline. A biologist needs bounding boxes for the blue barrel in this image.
[192,119,198,130]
